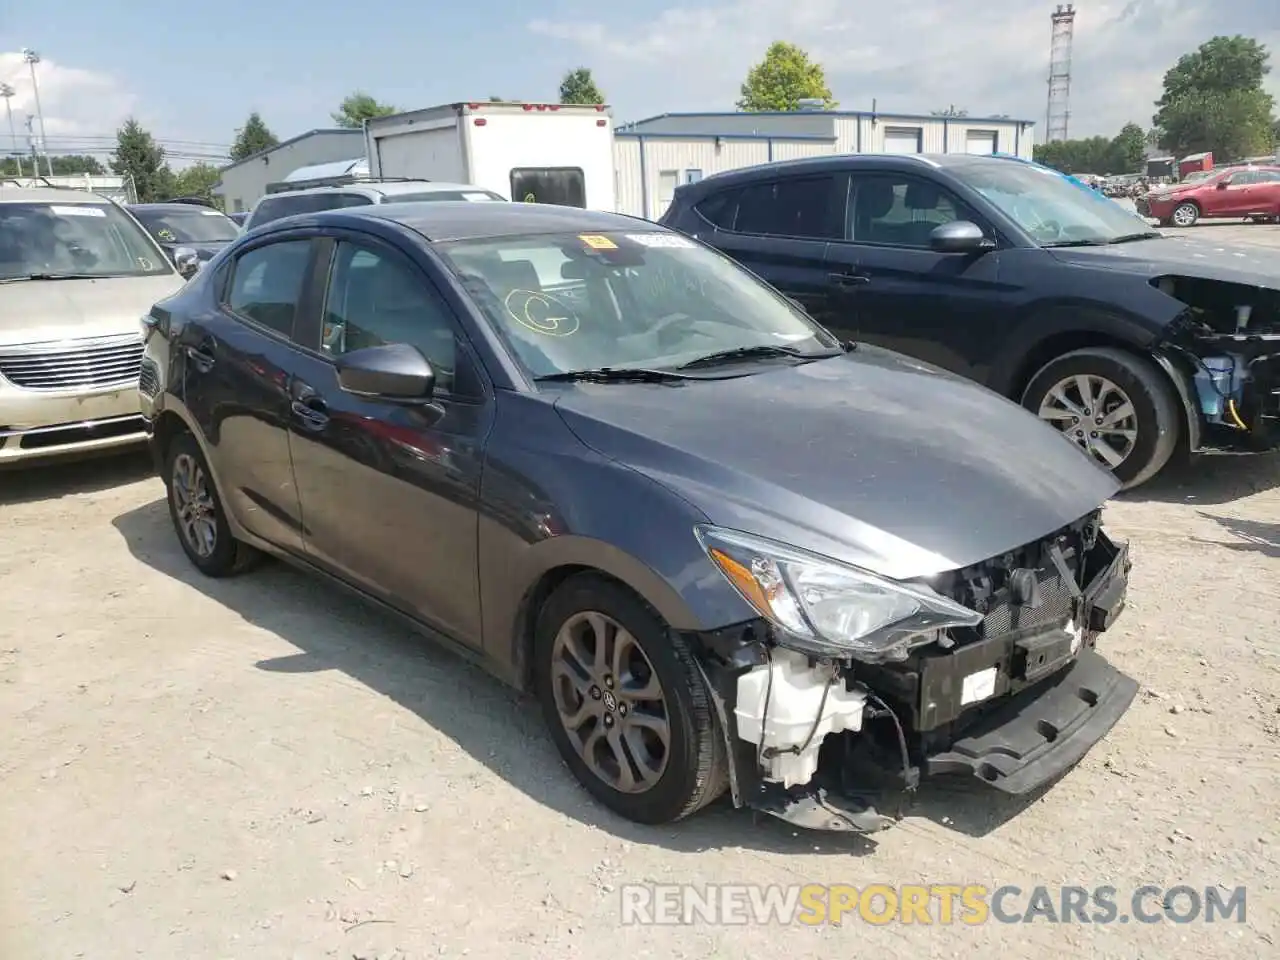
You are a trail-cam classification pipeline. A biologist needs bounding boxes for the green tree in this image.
[230,112,279,162]
[170,161,222,202]
[110,118,173,202]
[738,41,836,112]
[558,67,605,105]
[1110,122,1148,172]
[331,91,397,128]
[1153,36,1275,160]
[1,154,104,176]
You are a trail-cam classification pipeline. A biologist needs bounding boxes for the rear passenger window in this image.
[734,177,840,239]
[694,191,739,229]
[226,240,312,338]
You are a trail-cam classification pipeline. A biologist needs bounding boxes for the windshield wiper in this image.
[1042,238,1111,248]
[0,272,112,283]
[534,367,693,384]
[678,344,842,370]
[1107,232,1164,244]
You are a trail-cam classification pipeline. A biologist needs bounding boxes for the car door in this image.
[1255,170,1280,213]
[284,232,491,648]
[1205,171,1258,217]
[694,175,844,329]
[822,172,1018,379]
[179,233,321,553]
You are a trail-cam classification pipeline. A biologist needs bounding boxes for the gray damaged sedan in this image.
[139,202,1138,832]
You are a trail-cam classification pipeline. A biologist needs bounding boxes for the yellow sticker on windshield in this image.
[578,234,617,250]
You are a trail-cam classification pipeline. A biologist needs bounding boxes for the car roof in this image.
[682,152,1025,192]
[0,187,116,205]
[317,201,658,242]
[262,180,490,201]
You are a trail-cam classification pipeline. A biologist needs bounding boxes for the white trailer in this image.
[364,101,615,211]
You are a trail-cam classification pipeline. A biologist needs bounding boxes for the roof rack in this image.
[264,175,432,195]
[0,175,80,190]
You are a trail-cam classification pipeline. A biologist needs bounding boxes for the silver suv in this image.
[243,180,506,231]
[0,188,184,465]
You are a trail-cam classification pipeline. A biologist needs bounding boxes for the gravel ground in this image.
[2,222,1278,960]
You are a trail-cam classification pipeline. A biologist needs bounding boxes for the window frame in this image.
[725,175,844,241]
[219,235,322,344]
[302,232,485,403]
[837,171,1004,251]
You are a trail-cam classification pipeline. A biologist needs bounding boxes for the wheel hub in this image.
[549,611,671,794]
[1036,374,1139,470]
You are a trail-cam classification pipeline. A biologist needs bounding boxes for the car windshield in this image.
[437,231,838,378]
[0,201,172,279]
[959,161,1155,246]
[391,190,504,203]
[132,207,239,243]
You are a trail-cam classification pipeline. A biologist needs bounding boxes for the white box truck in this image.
[364,101,615,211]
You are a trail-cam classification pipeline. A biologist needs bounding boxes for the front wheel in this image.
[1171,202,1200,227]
[534,574,728,824]
[1022,347,1181,490]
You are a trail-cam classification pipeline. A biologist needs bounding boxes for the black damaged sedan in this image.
[138,201,1137,831]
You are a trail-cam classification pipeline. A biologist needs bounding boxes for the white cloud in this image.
[530,0,1280,137]
[0,51,136,152]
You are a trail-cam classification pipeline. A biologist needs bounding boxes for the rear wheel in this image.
[1171,201,1200,227]
[534,573,727,824]
[1022,347,1181,490]
[163,431,259,577]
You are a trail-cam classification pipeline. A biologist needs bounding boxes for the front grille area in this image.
[0,335,144,391]
[138,358,160,398]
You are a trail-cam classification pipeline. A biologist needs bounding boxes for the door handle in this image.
[828,271,870,287]
[290,398,329,430]
[184,345,215,372]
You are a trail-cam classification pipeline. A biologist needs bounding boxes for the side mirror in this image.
[173,246,201,279]
[336,343,435,401]
[929,221,994,254]
[1216,179,1230,189]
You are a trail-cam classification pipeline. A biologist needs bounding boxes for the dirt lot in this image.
[2,222,1279,960]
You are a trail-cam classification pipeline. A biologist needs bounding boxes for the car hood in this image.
[0,274,184,347]
[552,348,1119,581]
[1048,235,1280,289]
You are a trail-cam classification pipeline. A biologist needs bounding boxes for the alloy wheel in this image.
[171,452,218,558]
[1172,203,1197,226]
[1037,374,1138,470]
[549,611,671,794]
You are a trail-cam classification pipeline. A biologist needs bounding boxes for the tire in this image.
[1022,347,1181,490]
[1171,201,1200,227]
[534,573,728,825]
[163,430,259,577]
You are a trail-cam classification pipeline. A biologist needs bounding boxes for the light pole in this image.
[21,48,53,177]
[0,83,20,178]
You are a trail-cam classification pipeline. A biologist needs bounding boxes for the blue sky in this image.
[2,0,1277,166]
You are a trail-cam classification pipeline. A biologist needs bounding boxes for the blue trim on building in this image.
[943,119,949,153]
[614,131,838,143]
[621,109,1037,128]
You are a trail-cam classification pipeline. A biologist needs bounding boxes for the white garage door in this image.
[883,128,922,154]
[965,130,998,155]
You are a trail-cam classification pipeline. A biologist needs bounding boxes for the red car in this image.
[1144,165,1280,227]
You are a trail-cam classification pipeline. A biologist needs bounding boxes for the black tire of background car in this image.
[534,573,729,824]
[164,431,260,577]
[1172,201,1200,227]
[1022,346,1181,490]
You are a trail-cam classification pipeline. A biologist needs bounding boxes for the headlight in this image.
[695,525,982,660]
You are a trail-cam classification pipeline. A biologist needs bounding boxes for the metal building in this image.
[614,110,1036,219]
[212,128,365,213]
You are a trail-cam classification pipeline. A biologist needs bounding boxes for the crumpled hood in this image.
[1049,235,1280,289]
[553,348,1119,581]
[0,274,184,347]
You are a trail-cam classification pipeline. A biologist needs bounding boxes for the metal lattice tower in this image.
[1046,4,1076,143]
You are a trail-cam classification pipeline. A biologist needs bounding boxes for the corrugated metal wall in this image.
[613,137,837,219]
[833,117,1034,158]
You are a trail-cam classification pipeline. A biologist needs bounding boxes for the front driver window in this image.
[846,176,978,248]
[321,242,457,392]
